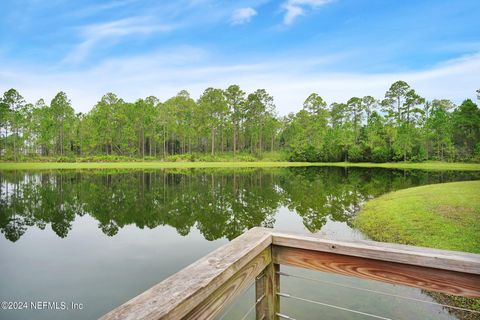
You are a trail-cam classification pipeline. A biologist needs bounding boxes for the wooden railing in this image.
[100,227,480,320]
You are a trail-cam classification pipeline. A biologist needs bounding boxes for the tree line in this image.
[1,82,479,162]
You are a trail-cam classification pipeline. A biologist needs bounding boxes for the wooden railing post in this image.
[273,263,280,319]
[256,249,280,320]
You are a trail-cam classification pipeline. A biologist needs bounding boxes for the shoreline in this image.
[1,161,480,171]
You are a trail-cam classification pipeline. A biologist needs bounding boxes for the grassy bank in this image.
[1,161,480,171]
[355,181,480,317]
[356,180,480,253]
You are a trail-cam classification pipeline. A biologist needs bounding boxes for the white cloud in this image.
[63,17,174,64]
[1,50,479,116]
[67,0,138,18]
[231,7,257,25]
[282,0,333,25]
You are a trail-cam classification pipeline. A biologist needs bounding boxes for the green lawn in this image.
[355,180,480,253]
[1,161,480,171]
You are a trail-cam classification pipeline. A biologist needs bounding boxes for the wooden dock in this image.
[100,227,480,320]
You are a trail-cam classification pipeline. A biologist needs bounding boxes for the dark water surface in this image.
[1,167,479,319]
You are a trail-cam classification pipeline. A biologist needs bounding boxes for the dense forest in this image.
[1,81,479,162]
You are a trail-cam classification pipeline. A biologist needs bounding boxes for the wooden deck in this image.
[100,228,480,320]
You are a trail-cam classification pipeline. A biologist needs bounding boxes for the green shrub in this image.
[235,154,256,162]
[347,145,364,162]
[371,147,390,163]
[165,154,194,162]
[56,156,76,163]
[287,145,319,162]
[197,154,216,162]
[143,156,157,161]
[409,145,427,162]
[260,151,286,161]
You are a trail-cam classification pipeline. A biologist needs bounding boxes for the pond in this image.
[0,167,479,320]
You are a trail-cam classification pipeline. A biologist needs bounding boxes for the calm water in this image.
[0,167,479,320]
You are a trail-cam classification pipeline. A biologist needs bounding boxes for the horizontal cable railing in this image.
[217,280,256,320]
[278,292,393,320]
[217,276,267,320]
[277,270,480,316]
[276,312,297,319]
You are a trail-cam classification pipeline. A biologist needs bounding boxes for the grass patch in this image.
[0,161,479,171]
[355,180,480,253]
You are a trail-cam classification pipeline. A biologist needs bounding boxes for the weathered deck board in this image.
[271,229,480,274]
[273,246,480,297]
[185,248,271,319]
[99,227,271,320]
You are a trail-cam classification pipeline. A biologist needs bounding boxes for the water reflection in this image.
[1,167,479,242]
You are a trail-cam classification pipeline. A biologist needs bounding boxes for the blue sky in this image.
[1,0,479,114]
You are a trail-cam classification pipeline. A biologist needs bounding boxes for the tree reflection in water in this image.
[1,167,478,242]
